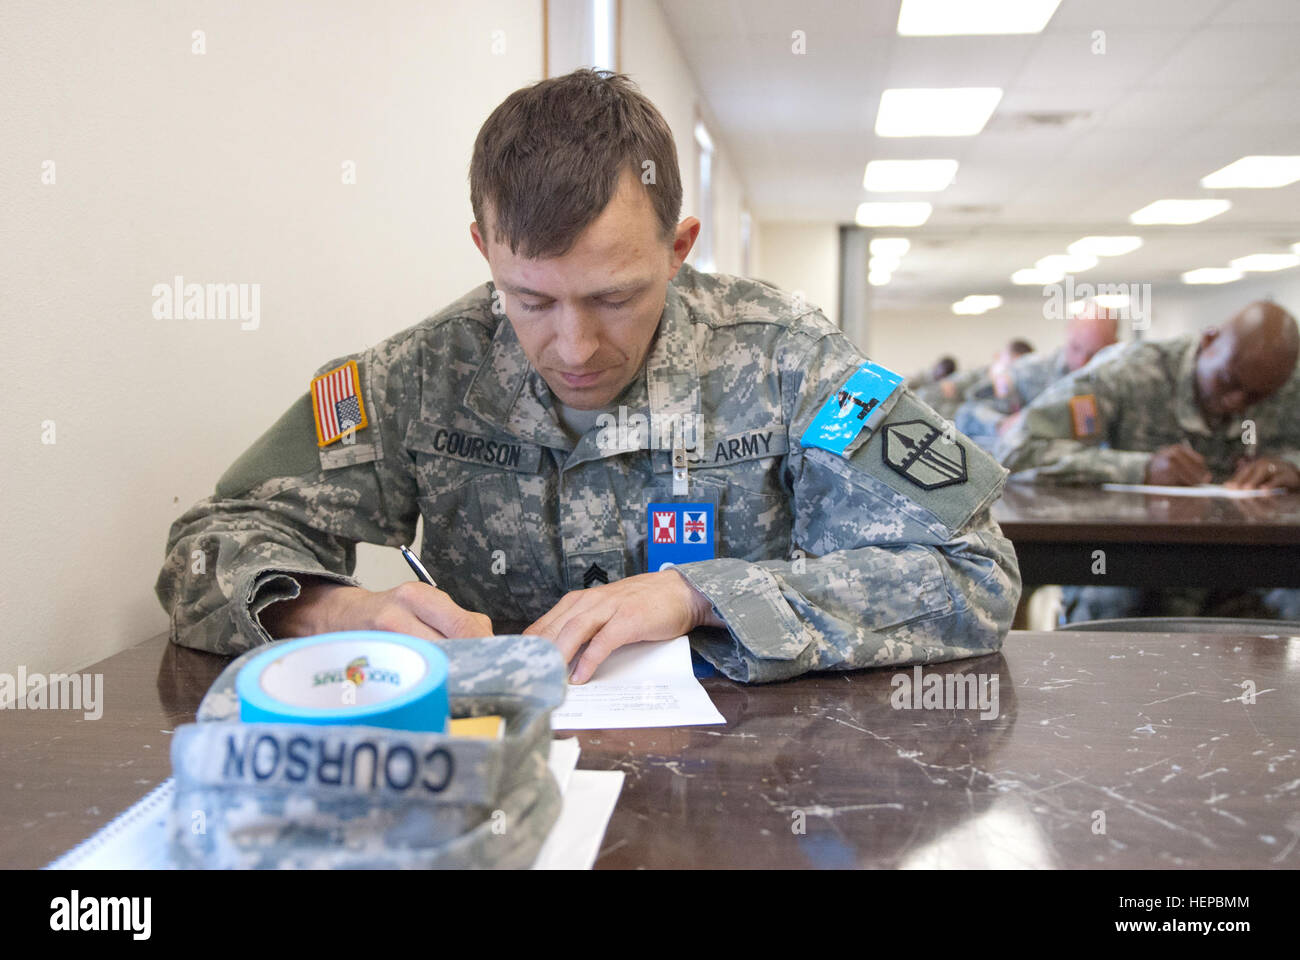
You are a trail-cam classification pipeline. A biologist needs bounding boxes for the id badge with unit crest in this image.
[647,502,715,572]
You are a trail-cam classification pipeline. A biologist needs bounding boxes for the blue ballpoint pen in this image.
[399,544,437,587]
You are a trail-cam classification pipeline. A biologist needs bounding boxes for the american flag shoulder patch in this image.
[1068,393,1099,439]
[310,360,369,447]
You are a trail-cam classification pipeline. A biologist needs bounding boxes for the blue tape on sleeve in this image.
[799,360,903,456]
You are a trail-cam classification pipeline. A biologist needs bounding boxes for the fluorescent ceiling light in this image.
[855,202,932,227]
[1094,294,1131,309]
[952,294,1003,315]
[875,88,1003,137]
[1073,295,1130,313]
[1012,268,1063,285]
[1130,199,1230,225]
[869,237,911,257]
[868,256,901,272]
[1201,156,1300,189]
[1229,253,1300,272]
[898,0,1062,36]
[868,271,892,286]
[1035,253,1098,274]
[863,159,959,192]
[1182,268,1243,285]
[1067,236,1143,257]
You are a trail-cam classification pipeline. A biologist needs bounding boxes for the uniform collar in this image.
[463,280,701,459]
[1173,335,1212,436]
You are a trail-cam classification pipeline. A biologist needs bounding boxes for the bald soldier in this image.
[954,305,1120,451]
[156,70,1020,683]
[998,301,1300,622]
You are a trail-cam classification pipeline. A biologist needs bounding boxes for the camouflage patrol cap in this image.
[168,634,566,868]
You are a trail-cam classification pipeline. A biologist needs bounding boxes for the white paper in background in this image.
[1101,483,1286,498]
[550,635,726,730]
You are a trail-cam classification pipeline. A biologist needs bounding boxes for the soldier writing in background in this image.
[997,301,1300,622]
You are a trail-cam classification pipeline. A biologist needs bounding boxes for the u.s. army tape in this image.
[235,631,450,732]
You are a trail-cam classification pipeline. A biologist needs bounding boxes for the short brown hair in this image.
[470,69,682,259]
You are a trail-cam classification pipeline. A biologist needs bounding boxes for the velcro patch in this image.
[311,360,369,447]
[404,421,542,473]
[699,426,788,465]
[881,420,968,490]
[800,360,903,456]
[1069,394,1099,439]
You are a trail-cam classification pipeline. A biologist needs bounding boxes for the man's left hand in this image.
[524,570,723,684]
[1225,456,1300,491]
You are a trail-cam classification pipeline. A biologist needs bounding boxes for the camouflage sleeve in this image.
[994,360,1151,484]
[952,396,1007,450]
[675,325,1020,683]
[155,340,421,655]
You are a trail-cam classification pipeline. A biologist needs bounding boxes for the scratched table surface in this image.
[1,629,1297,869]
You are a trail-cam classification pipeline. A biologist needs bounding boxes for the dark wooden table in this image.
[993,484,1300,588]
[4,629,1298,869]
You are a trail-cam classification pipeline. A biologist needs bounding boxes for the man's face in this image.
[472,168,698,410]
[1194,327,1292,423]
[1063,316,1118,372]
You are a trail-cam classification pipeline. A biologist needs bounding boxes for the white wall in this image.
[621,0,749,276]
[1,0,543,686]
[752,222,842,326]
[868,302,1069,378]
[1146,274,1300,340]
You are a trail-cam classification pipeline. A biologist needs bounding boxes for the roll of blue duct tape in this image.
[236,631,450,732]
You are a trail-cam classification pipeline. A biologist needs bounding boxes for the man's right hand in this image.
[1144,443,1211,486]
[261,578,493,642]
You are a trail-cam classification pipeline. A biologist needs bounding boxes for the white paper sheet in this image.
[1101,482,1287,498]
[550,635,725,730]
[49,737,620,870]
[530,770,625,870]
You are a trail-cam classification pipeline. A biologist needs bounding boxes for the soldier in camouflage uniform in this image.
[997,301,1300,622]
[955,307,1119,451]
[914,339,1034,421]
[907,355,957,390]
[156,70,1021,683]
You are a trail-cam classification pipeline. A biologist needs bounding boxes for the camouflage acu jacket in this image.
[954,348,1071,449]
[913,366,986,420]
[997,334,1300,483]
[157,264,1020,682]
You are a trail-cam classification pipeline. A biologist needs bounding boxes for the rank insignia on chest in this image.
[310,360,369,447]
[1068,394,1099,439]
[882,420,968,490]
[646,502,715,572]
